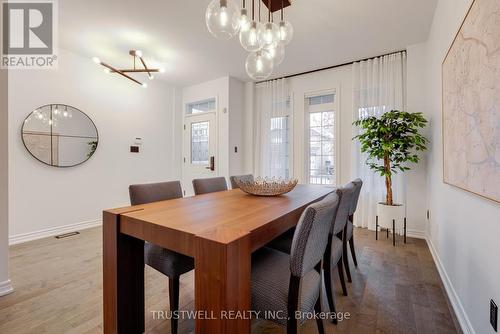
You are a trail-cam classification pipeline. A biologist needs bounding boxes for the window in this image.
[186,99,216,115]
[270,116,289,179]
[307,93,336,185]
[191,121,209,164]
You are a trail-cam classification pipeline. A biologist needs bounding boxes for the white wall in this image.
[406,43,430,236]
[8,49,181,242]
[423,0,500,333]
[0,69,13,296]
[228,77,245,176]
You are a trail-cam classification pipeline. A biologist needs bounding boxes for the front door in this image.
[182,112,217,196]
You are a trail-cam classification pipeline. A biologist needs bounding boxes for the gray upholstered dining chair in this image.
[266,187,349,323]
[332,182,356,285]
[192,176,228,195]
[229,174,254,189]
[344,179,363,278]
[128,181,194,334]
[251,191,340,334]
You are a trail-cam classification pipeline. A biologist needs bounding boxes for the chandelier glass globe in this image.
[245,50,274,80]
[263,42,285,65]
[238,8,251,32]
[206,0,240,40]
[239,21,262,52]
[278,20,294,45]
[259,22,280,49]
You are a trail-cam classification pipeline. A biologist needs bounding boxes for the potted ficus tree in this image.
[353,110,428,231]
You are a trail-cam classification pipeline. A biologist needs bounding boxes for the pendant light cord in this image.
[268,0,271,22]
[281,0,284,21]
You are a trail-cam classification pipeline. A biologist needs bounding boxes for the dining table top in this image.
[107,184,334,256]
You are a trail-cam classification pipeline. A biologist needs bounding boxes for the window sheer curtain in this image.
[254,79,290,178]
[352,51,407,229]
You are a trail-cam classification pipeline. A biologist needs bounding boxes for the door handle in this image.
[205,156,215,171]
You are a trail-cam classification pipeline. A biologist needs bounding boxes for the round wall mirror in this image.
[21,104,99,167]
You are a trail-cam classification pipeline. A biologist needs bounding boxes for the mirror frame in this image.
[21,104,99,168]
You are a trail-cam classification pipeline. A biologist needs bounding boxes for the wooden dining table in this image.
[103,184,333,334]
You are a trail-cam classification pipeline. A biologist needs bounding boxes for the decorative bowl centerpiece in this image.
[236,177,298,196]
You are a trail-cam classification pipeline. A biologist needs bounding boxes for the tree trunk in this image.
[384,155,393,206]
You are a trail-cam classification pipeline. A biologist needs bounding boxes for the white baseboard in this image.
[406,229,426,239]
[425,236,475,334]
[9,219,102,245]
[0,279,14,296]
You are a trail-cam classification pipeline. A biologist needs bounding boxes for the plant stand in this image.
[375,216,407,246]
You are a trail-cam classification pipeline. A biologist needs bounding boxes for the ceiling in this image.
[60,0,438,86]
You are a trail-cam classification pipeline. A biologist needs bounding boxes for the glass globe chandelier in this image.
[206,0,241,40]
[206,0,294,80]
[246,50,274,80]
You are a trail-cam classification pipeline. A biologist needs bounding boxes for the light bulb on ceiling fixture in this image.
[142,83,148,88]
[245,50,273,80]
[278,0,293,45]
[103,68,111,74]
[135,50,143,58]
[149,75,154,80]
[259,22,279,49]
[278,20,293,45]
[92,57,101,64]
[206,0,240,40]
[263,42,285,65]
[239,8,250,32]
[159,68,165,73]
[240,20,262,52]
[239,0,250,32]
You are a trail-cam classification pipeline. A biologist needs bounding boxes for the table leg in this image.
[195,233,251,334]
[103,211,145,334]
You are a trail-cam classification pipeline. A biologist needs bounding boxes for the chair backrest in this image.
[229,174,254,189]
[289,191,340,278]
[349,178,363,215]
[192,177,228,195]
[331,182,356,235]
[129,181,183,206]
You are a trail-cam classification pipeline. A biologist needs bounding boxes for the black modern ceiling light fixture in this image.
[92,50,165,88]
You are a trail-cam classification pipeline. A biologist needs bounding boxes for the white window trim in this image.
[304,88,341,186]
[185,98,217,117]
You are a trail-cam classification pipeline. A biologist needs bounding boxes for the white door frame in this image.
[182,98,219,196]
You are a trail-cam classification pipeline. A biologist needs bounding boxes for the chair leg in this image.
[314,297,325,334]
[287,276,300,334]
[342,226,352,283]
[349,236,358,267]
[169,277,180,334]
[337,257,348,296]
[322,239,337,324]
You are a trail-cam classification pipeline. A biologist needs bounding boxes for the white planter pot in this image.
[377,202,405,230]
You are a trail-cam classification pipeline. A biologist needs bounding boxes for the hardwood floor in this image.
[0,227,460,334]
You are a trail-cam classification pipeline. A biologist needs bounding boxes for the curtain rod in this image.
[256,49,407,84]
